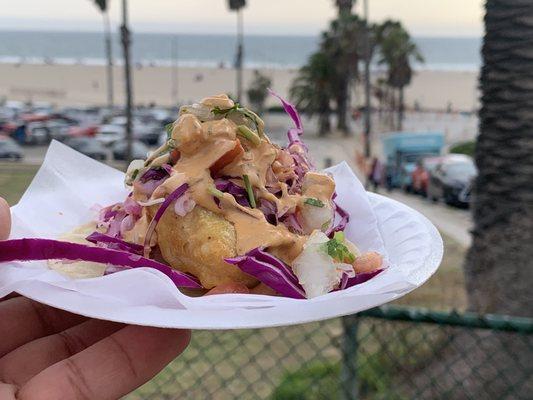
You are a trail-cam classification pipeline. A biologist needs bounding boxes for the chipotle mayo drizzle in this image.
[131,94,333,263]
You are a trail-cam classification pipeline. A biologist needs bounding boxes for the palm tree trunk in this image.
[405,2,533,398]
[336,76,350,135]
[389,88,396,129]
[103,11,114,109]
[319,96,331,136]
[465,0,533,318]
[398,86,404,130]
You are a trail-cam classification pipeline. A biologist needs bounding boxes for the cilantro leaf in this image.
[325,232,356,263]
[304,197,325,207]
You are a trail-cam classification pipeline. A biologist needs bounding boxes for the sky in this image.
[0,0,484,37]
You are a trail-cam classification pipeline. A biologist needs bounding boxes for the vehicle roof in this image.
[382,132,445,156]
[442,154,473,164]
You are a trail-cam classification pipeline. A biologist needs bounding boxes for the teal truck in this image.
[382,132,444,190]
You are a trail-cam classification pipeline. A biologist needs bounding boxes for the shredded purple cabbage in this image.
[326,201,350,237]
[342,269,384,289]
[0,238,201,288]
[269,89,314,193]
[140,167,169,183]
[225,248,305,299]
[247,247,300,285]
[86,231,143,255]
[215,178,250,207]
[281,213,304,234]
[258,199,278,225]
[226,259,305,299]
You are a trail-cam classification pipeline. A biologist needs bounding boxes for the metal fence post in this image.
[340,314,359,400]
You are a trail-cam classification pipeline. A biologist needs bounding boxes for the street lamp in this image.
[363,0,372,159]
[120,0,133,163]
[227,0,246,102]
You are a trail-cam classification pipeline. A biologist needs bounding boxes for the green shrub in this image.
[449,141,475,157]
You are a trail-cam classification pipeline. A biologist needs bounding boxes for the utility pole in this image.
[363,0,372,159]
[236,7,244,102]
[121,0,133,163]
[171,35,178,105]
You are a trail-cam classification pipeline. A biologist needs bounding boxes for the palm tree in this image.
[227,0,246,102]
[466,0,533,318]
[335,0,355,16]
[376,20,423,130]
[321,14,365,135]
[290,52,335,136]
[92,0,114,109]
[246,70,271,113]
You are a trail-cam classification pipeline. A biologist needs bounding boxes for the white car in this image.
[95,124,125,146]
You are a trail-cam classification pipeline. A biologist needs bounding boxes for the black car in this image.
[65,137,107,161]
[428,155,477,207]
[111,140,149,161]
[0,138,23,161]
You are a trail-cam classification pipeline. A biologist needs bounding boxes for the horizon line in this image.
[0,28,482,39]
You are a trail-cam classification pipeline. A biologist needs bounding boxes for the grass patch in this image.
[394,233,467,311]
[0,163,39,205]
[0,162,468,399]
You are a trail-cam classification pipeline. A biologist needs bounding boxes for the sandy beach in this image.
[0,63,478,111]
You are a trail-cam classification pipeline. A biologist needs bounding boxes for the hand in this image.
[0,197,191,399]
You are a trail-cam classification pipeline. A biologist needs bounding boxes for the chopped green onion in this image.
[321,220,331,232]
[165,123,174,138]
[131,169,139,181]
[208,186,225,199]
[212,104,239,116]
[304,197,325,207]
[242,174,256,208]
[237,125,261,146]
[333,231,345,242]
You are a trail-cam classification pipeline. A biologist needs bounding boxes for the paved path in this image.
[384,190,472,248]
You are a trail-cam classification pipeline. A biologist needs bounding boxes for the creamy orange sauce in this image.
[302,172,335,202]
[129,93,333,264]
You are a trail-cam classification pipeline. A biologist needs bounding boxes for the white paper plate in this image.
[0,141,443,329]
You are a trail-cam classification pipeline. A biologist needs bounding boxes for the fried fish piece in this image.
[151,205,258,289]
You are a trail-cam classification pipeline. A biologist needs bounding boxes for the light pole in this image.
[103,10,114,110]
[363,0,372,159]
[120,0,133,163]
[235,7,244,102]
[227,0,246,102]
[171,36,178,105]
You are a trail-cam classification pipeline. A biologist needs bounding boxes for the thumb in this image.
[0,197,11,240]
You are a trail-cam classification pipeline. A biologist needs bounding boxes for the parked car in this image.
[0,138,23,161]
[95,124,125,146]
[427,155,477,207]
[411,156,443,196]
[64,137,107,161]
[111,140,149,161]
[26,122,51,145]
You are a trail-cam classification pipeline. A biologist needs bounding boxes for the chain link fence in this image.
[126,305,533,400]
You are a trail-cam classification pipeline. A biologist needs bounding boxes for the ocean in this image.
[0,30,481,71]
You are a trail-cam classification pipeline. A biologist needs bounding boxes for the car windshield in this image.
[402,153,434,163]
[445,162,477,178]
